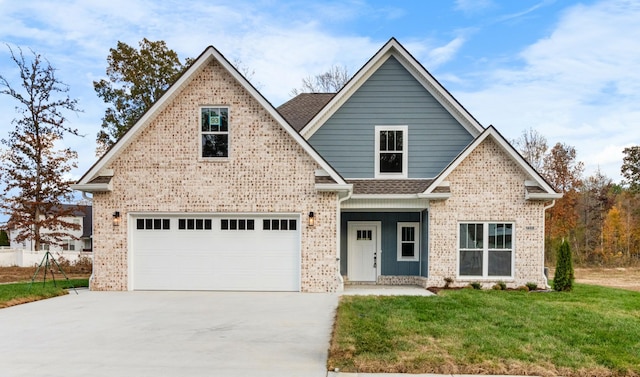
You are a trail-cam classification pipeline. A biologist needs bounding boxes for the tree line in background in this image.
[513,129,640,266]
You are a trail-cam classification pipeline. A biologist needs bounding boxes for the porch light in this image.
[113,211,121,226]
[308,211,315,227]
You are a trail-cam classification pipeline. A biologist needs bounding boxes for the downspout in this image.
[336,189,353,292]
[81,191,94,289]
[542,200,556,288]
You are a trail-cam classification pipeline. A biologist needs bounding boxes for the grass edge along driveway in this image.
[0,279,89,308]
[329,284,640,377]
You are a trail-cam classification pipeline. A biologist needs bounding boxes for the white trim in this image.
[397,222,419,262]
[525,192,564,200]
[347,221,382,282]
[70,183,111,192]
[457,221,515,280]
[424,126,559,198]
[315,184,353,192]
[75,46,347,189]
[375,125,408,179]
[300,38,484,139]
[199,106,230,160]
[342,198,429,210]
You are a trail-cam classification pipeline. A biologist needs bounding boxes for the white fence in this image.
[0,247,93,267]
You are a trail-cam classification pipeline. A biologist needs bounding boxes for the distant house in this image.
[7,204,93,252]
[72,38,560,292]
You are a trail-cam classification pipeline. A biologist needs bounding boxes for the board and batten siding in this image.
[308,56,474,178]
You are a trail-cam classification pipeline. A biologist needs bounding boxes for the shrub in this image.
[526,282,538,291]
[496,281,507,290]
[517,285,530,292]
[444,277,454,288]
[73,255,93,273]
[469,282,482,290]
[553,239,574,292]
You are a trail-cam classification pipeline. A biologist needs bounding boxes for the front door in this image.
[347,222,381,282]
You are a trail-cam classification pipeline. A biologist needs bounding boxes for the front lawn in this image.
[0,279,89,309]
[329,285,640,376]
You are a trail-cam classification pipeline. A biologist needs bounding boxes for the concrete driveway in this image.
[0,289,339,377]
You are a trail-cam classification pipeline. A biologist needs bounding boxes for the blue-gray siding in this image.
[341,212,428,277]
[309,55,474,178]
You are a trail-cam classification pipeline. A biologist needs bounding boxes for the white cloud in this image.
[2,0,637,188]
[454,0,640,182]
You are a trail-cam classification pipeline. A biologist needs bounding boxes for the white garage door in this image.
[131,214,300,291]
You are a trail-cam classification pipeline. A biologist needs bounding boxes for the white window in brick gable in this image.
[397,222,419,261]
[459,222,514,278]
[201,107,229,158]
[375,125,408,178]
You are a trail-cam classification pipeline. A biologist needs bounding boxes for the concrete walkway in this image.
[341,285,434,296]
[0,289,338,377]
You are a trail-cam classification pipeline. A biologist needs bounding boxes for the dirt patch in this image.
[0,266,91,284]
[572,267,640,292]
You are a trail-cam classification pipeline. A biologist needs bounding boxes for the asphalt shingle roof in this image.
[277,93,336,132]
[347,179,434,195]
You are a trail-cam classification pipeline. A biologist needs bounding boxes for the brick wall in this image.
[91,58,339,292]
[427,137,548,288]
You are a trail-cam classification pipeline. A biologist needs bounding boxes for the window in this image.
[375,125,408,178]
[221,219,255,231]
[263,219,297,231]
[62,239,75,251]
[136,218,171,230]
[357,230,372,240]
[178,218,212,230]
[397,222,419,261]
[459,222,513,278]
[201,107,229,158]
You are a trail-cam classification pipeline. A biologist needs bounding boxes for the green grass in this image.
[329,284,640,376]
[0,279,89,308]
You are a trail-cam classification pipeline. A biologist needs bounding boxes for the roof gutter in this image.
[70,183,112,192]
[315,184,353,192]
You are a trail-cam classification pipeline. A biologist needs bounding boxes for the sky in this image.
[0,0,639,189]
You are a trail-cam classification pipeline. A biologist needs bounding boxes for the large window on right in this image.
[459,222,513,278]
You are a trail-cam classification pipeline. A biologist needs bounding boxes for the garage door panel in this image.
[132,215,300,291]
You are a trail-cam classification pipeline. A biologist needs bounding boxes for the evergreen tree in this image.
[553,239,574,291]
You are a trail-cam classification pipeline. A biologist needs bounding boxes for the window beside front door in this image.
[459,222,513,278]
[201,107,229,158]
[397,222,419,261]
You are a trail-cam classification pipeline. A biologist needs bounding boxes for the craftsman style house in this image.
[72,38,560,292]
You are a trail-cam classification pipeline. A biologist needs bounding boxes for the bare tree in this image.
[290,65,350,96]
[512,127,548,171]
[231,57,262,89]
[0,46,82,251]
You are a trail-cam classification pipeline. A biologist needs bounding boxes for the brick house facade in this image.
[73,38,560,292]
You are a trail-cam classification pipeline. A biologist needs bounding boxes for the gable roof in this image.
[278,93,335,132]
[298,38,485,139]
[73,46,347,190]
[421,126,562,200]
